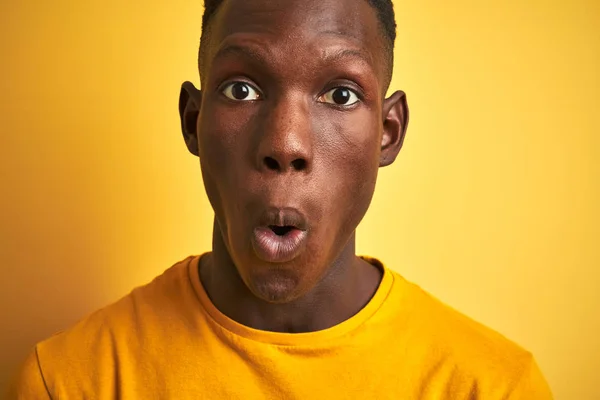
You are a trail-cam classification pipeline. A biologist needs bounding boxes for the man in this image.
[11,0,553,398]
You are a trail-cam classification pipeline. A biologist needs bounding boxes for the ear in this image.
[379,90,409,167]
[179,81,203,157]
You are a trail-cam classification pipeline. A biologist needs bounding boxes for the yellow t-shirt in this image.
[10,255,553,399]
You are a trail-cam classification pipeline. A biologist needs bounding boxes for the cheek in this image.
[321,110,381,191]
[196,125,240,236]
[316,110,381,228]
[197,105,251,197]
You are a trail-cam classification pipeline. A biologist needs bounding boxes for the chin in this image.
[245,265,305,304]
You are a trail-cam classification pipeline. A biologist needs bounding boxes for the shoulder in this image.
[7,348,51,399]
[41,254,196,343]
[384,268,553,398]
[401,272,529,361]
[26,255,199,396]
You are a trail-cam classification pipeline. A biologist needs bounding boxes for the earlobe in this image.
[380,90,409,167]
[179,81,203,157]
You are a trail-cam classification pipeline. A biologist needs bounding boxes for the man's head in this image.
[179,0,408,304]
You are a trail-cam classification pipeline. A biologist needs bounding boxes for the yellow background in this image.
[1,0,598,398]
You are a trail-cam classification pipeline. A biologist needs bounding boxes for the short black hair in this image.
[199,0,396,87]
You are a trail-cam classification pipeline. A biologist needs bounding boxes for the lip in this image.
[251,207,309,263]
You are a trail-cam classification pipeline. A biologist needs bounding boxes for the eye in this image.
[222,82,261,101]
[319,87,360,106]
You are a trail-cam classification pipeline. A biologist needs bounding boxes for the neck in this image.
[199,217,382,333]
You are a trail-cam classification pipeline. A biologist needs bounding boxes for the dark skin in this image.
[179,0,408,333]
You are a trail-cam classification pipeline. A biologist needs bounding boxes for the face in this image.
[180,0,408,303]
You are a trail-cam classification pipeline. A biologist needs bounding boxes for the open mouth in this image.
[269,225,295,236]
[252,207,309,263]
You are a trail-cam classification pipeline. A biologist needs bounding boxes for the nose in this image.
[255,94,313,174]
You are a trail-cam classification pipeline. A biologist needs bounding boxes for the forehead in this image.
[204,0,387,82]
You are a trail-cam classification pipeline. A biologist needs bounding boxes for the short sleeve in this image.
[7,348,52,400]
[508,356,553,399]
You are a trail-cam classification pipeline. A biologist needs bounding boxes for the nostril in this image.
[264,157,279,171]
[291,159,306,171]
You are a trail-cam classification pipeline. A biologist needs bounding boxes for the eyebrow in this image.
[213,44,269,66]
[320,48,373,66]
[213,43,373,68]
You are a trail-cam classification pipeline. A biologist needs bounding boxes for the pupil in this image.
[232,83,249,100]
[332,88,350,104]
